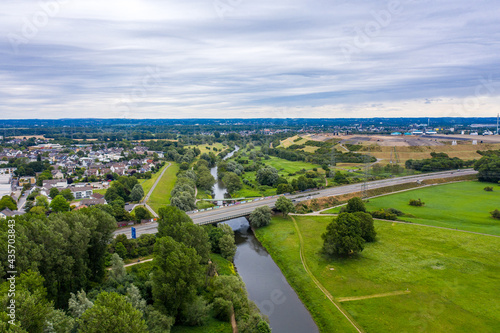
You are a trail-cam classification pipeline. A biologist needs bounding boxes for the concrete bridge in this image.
[114,169,477,238]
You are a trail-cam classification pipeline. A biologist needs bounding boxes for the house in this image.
[19,177,36,186]
[0,208,25,219]
[80,198,106,206]
[70,186,93,199]
[51,170,64,179]
[42,179,68,188]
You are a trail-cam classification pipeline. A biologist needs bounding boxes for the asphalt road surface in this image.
[114,169,477,238]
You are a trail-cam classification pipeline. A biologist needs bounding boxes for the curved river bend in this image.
[210,147,319,333]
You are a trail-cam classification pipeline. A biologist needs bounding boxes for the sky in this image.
[1,0,499,119]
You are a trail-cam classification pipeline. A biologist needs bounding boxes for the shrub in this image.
[484,186,494,192]
[409,198,425,207]
[386,208,404,216]
[490,209,500,220]
[370,209,398,220]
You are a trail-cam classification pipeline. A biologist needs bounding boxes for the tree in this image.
[60,188,74,201]
[352,211,376,242]
[170,191,196,211]
[256,166,279,186]
[474,155,500,183]
[49,187,60,199]
[68,290,94,318]
[345,197,366,213]
[158,215,211,264]
[276,183,294,194]
[79,292,147,333]
[249,206,272,228]
[134,206,152,222]
[275,196,295,217]
[0,270,53,332]
[114,242,127,260]
[109,253,126,283]
[180,296,211,326]
[219,233,237,262]
[322,213,365,257]
[222,172,242,194]
[152,236,203,317]
[0,195,17,211]
[129,184,144,202]
[50,195,70,212]
[35,195,49,209]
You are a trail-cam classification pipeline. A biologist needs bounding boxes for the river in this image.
[210,146,319,333]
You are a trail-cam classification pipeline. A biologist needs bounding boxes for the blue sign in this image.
[131,227,136,239]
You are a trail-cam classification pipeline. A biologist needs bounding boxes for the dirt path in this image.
[107,258,153,270]
[337,290,411,302]
[291,216,365,333]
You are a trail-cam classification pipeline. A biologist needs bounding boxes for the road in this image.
[138,162,171,218]
[114,169,477,238]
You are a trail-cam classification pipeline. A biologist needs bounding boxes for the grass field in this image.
[231,154,324,198]
[140,163,170,199]
[255,215,500,333]
[322,181,500,236]
[147,163,180,213]
[185,143,228,156]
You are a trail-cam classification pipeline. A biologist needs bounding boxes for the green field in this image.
[322,181,500,236]
[255,215,500,332]
[147,163,180,213]
[231,153,324,198]
[140,163,170,199]
[185,143,228,156]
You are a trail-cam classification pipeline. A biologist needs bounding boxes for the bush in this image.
[409,198,425,207]
[370,209,398,220]
[386,208,404,216]
[484,186,494,192]
[490,209,500,220]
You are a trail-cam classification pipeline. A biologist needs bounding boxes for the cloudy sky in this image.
[1,0,499,119]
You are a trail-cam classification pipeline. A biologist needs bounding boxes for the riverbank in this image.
[254,215,500,332]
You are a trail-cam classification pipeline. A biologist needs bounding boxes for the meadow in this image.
[322,181,500,236]
[147,162,180,213]
[255,215,500,332]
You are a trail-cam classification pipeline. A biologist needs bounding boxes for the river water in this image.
[211,147,319,333]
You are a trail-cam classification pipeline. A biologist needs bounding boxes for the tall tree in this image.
[49,195,70,212]
[129,184,144,202]
[322,213,365,257]
[79,292,147,333]
[152,237,203,317]
[275,196,295,217]
[345,197,366,213]
[249,206,272,228]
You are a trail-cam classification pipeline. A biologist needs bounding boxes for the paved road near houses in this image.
[114,169,477,238]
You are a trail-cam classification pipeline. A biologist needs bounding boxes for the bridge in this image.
[114,169,477,238]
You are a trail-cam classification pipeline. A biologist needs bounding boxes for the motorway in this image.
[114,169,477,238]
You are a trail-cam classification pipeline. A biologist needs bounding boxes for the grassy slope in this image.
[322,181,500,236]
[147,162,180,213]
[255,215,500,333]
[140,163,170,198]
